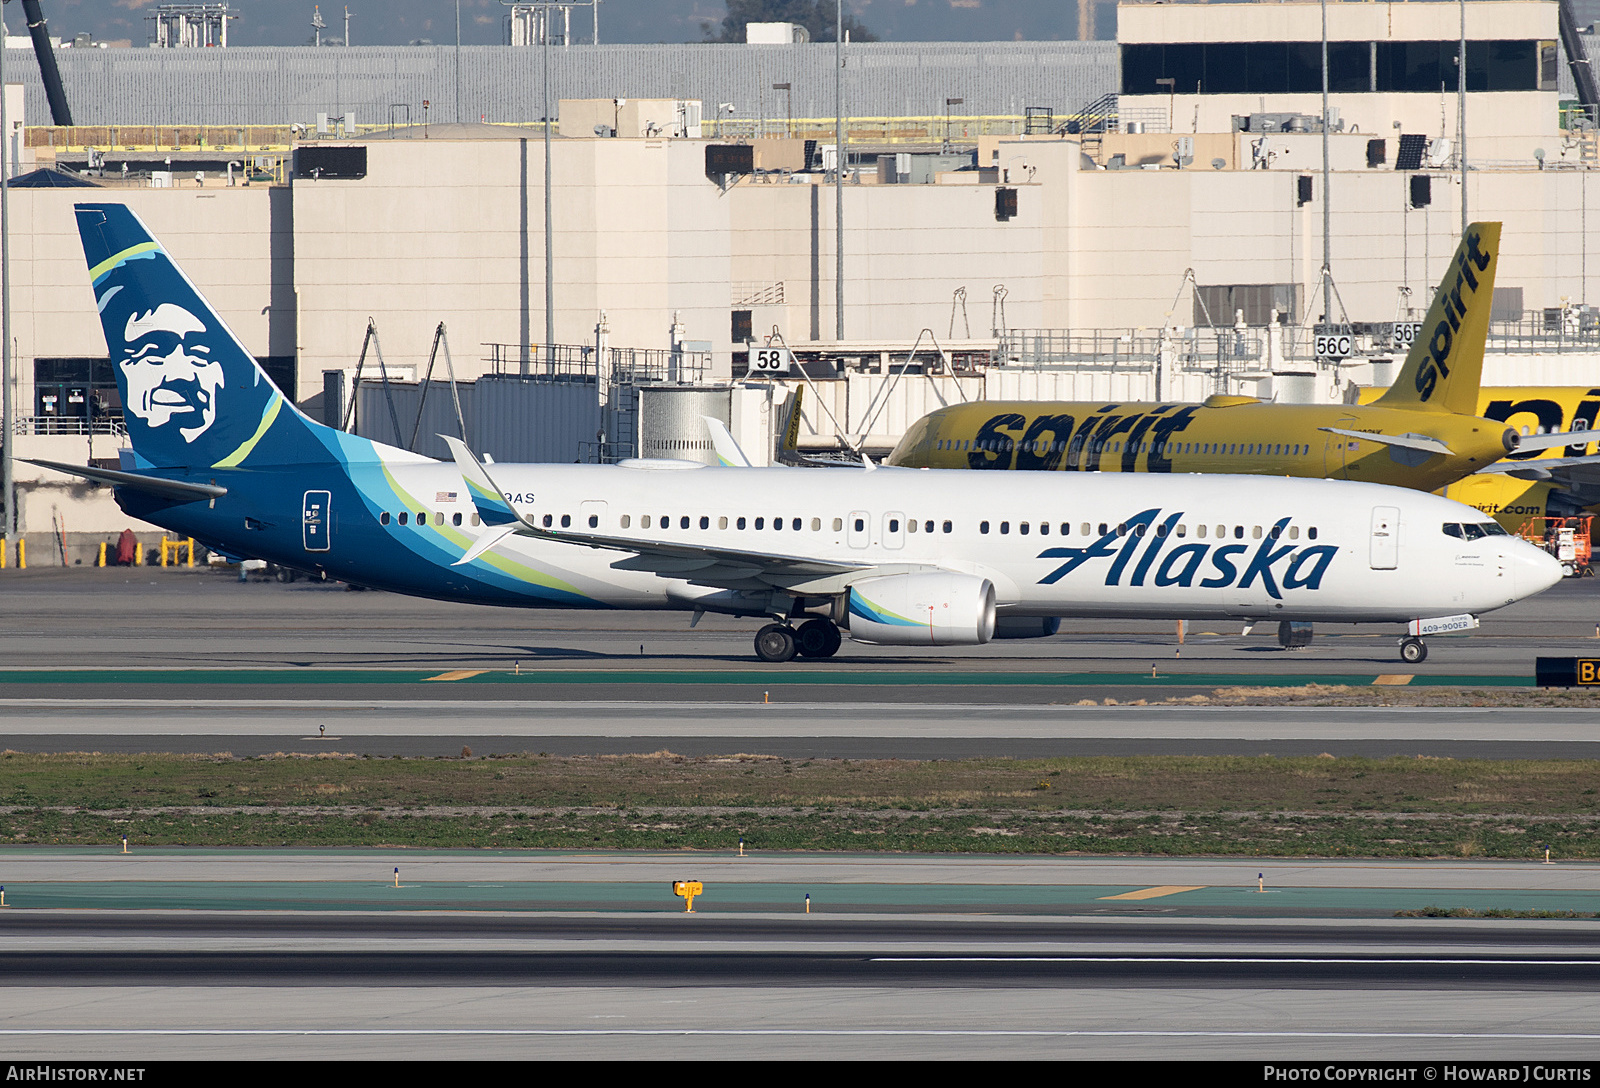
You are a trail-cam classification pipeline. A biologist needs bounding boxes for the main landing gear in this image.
[1399,637,1428,664]
[753,618,842,663]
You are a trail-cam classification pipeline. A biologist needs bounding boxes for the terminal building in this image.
[5,0,1600,559]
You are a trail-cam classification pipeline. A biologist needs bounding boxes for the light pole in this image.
[944,97,963,153]
[2,0,13,555]
[835,0,845,341]
[773,82,791,138]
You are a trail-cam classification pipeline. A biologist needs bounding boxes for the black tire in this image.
[1400,638,1427,664]
[795,618,842,658]
[275,567,296,584]
[754,623,798,663]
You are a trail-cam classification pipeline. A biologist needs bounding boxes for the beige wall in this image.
[293,136,733,395]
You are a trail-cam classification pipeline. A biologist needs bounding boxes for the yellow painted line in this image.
[1372,674,1415,686]
[421,670,488,682]
[1097,885,1206,901]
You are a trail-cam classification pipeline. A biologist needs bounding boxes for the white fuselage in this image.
[361,460,1561,623]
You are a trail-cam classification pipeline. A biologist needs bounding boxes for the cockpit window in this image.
[1442,523,1463,538]
[1480,522,1508,536]
[1461,523,1486,540]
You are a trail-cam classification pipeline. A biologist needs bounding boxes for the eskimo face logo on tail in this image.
[118,302,225,443]
[1035,510,1338,599]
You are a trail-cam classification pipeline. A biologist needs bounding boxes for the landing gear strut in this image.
[1399,637,1428,664]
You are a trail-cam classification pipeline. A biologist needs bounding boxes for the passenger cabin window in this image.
[398,512,409,526]
[621,515,632,528]
[380,512,390,526]
[561,514,572,528]
[452,513,463,526]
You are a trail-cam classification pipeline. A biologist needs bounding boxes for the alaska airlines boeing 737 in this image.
[37,203,1562,664]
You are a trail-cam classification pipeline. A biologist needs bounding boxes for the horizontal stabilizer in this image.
[24,458,226,502]
[1510,428,1600,453]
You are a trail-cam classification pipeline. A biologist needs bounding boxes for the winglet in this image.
[441,435,522,527]
[702,416,753,468]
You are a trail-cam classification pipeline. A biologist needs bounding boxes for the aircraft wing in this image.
[441,436,899,589]
[1317,427,1453,456]
[1475,453,1600,481]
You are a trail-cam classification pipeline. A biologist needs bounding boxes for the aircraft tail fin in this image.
[1374,221,1501,416]
[775,385,805,464]
[74,202,418,472]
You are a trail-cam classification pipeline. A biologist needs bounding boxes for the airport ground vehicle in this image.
[1516,515,1594,578]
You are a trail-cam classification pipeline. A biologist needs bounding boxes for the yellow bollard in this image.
[673,880,703,913]
[1257,872,1265,893]
[0,886,6,907]
[160,536,169,567]
[122,835,129,854]
[738,837,745,857]
[186,537,195,568]
[1,540,5,568]
[393,867,400,888]
[97,541,107,567]
[133,541,142,567]
[805,893,810,914]
[17,539,24,569]
[1545,846,1553,864]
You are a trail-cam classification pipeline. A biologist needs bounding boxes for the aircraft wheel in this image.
[1399,637,1428,665]
[754,623,798,663]
[795,618,842,658]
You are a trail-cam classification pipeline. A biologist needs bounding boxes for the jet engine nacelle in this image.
[845,572,997,646]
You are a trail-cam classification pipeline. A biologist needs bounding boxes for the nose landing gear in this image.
[1399,637,1428,664]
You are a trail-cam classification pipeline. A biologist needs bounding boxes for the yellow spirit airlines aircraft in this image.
[888,223,1597,490]
[1355,385,1600,527]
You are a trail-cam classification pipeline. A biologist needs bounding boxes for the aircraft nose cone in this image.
[1511,543,1564,600]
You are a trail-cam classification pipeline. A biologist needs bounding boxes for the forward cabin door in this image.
[1370,506,1399,570]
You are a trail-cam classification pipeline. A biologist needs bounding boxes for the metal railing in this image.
[484,342,600,381]
[16,415,128,437]
[1485,310,1600,353]
[703,114,1035,143]
[482,343,711,385]
[998,328,1264,374]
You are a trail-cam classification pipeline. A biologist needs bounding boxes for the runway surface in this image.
[3,852,1600,1059]
[4,572,1600,1058]
[3,568,1600,757]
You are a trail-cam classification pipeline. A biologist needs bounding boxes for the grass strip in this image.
[3,750,1599,857]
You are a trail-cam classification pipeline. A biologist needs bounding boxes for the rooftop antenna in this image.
[312,4,325,47]
[344,6,352,46]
